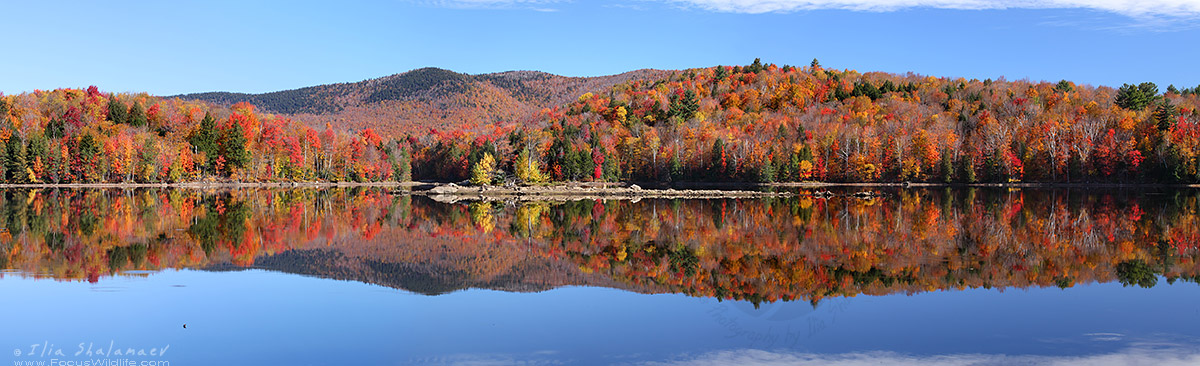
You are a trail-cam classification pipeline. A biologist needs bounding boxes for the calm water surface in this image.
[1,188,1199,365]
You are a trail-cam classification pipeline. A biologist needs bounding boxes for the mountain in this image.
[171,67,670,136]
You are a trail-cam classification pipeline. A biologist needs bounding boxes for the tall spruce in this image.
[220,120,249,175]
[106,97,127,124]
[25,134,46,176]
[668,89,699,121]
[77,133,100,182]
[4,134,25,183]
[190,112,219,173]
[1155,100,1178,132]
[127,101,148,127]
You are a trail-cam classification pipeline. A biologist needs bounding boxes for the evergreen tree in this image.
[1155,100,1178,132]
[220,121,249,175]
[1055,80,1073,92]
[106,97,127,124]
[77,133,100,182]
[1115,82,1159,111]
[669,154,684,182]
[758,149,776,183]
[940,152,954,183]
[710,138,726,179]
[392,146,411,182]
[25,134,46,177]
[128,101,148,127]
[5,134,25,183]
[746,58,764,73]
[190,112,219,173]
[879,80,897,94]
[668,89,699,121]
[44,118,64,140]
[959,156,977,183]
[852,81,882,100]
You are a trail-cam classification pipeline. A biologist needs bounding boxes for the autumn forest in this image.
[3,59,1200,185]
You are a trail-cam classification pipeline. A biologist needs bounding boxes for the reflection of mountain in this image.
[238,248,648,295]
[3,188,1200,303]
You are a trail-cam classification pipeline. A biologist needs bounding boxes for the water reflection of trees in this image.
[1,188,1199,303]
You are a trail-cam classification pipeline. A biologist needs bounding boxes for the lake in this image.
[2,187,1199,365]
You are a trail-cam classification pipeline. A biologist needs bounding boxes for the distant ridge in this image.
[171,67,670,135]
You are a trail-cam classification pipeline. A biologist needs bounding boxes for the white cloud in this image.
[656,0,1200,19]
[637,347,1200,366]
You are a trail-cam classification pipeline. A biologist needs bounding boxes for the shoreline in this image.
[412,182,795,203]
[0,180,1192,191]
[0,181,412,189]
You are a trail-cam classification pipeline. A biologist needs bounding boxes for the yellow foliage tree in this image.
[515,149,547,184]
[798,160,814,180]
[469,152,496,185]
[614,106,627,124]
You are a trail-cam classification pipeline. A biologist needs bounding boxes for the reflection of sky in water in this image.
[2,269,1198,365]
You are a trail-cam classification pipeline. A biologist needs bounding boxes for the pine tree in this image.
[1155,100,1178,131]
[1055,80,1073,92]
[107,97,127,124]
[77,133,100,182]
[5,134,25,183]
[669,89,699,121]
[669,154,684,182]
[220,121,249,175]
[758,154,776,183]
[190,112,219,173]
[710,139,726,179]
[959,156,976,183]
[746,58,764,73]
[1115,82,1159,111]
[25,134,46,179]
[137,136,158,182]
[940,152,954,183]
[128,102,148,127]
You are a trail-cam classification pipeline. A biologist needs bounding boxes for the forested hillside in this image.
[0,88,407,183]
[4,60,1200,185]
[415,59,1200,184]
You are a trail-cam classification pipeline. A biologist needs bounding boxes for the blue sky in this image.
[1,0,1199,96]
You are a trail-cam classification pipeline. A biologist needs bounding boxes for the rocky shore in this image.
[408,182,797,203]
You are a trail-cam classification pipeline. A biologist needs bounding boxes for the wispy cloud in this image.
[655,0,1200,19]
[638,346,1200,366]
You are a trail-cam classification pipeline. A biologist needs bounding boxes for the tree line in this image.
[0,87,409,184]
